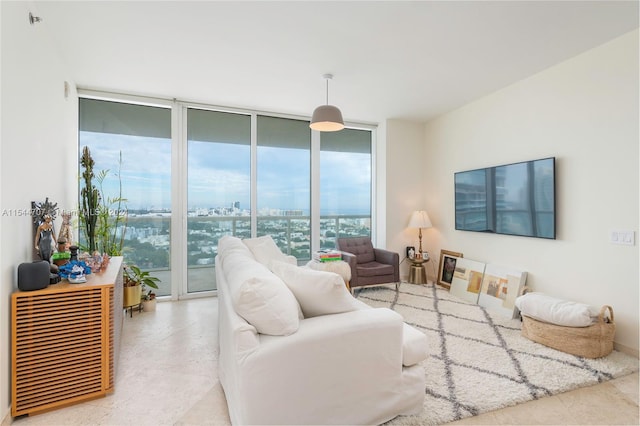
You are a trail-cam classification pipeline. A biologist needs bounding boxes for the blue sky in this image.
[80,132,371,214]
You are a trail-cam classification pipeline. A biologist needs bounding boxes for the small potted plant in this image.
[141,289,157,312]
[123,264,159,311]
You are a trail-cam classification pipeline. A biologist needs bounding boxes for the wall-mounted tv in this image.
[455,157,556,239]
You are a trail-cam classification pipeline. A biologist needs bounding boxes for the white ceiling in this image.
[32,1,638,125]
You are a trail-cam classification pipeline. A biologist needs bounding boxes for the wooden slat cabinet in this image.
[11,256,123,417]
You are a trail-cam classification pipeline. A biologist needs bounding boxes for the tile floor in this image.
[6,297,639,426]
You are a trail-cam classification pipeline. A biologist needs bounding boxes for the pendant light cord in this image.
[325,78,329,105]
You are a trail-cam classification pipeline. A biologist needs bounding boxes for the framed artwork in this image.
[477,264,528,318]
[449,258,485,303]
[437,250,463,288]
[406,246,416,259]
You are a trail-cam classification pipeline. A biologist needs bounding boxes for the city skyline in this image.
[80,131,371,215]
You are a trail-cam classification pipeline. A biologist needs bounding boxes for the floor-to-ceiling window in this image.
[257,116,311,260]
[187,108,251,293]
[79,93,374,297]
[320,128,372,248]
[79,97,173,296]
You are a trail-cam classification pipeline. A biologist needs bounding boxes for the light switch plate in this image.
[610,230,635,246]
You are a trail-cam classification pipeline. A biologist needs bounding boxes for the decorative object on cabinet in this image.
[31,198,58,263]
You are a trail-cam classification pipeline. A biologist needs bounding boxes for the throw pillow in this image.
[220,237,300,336]
[270,261,361,318]
[233,274,300,336]
[243,235,296,267]
[515,292,600,327]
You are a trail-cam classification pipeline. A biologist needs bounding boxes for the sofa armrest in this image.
[236,308,406,424]
[374,248,400,282]
[374,247,398,265]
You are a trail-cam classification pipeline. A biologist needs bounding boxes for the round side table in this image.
[408,257,428,284]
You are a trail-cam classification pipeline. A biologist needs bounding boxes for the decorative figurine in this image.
[34,214,56,263]
[32,198,58,263]
[57,211,73,250]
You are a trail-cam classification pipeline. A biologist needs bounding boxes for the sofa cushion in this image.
[357,261,395,277]
[220,237,300,336]
[402,323,428,366]
[271,261,361,318]
[243,235,297,268]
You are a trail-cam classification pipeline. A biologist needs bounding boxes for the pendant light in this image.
[310,74,344,132]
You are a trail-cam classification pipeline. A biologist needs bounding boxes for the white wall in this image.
[385,120,429,280]
[0,2,77,420]
[422,30,639,354]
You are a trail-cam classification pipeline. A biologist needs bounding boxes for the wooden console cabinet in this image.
[11,256,123,416]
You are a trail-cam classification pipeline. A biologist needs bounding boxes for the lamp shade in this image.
[408,210,433,229]
[310,105,344,132]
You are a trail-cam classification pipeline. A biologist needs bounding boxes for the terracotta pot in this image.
[123,285,142,308]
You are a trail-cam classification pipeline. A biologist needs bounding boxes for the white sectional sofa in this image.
[216,235,428,425]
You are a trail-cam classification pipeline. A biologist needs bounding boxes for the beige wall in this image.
[385,120,430,281]
[1,2,78,420]
[421,30,639,354]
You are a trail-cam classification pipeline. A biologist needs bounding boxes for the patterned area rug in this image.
[355,283,639,425]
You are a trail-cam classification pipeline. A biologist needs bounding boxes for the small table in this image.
[408,257,428,284]
[306,260,352,290]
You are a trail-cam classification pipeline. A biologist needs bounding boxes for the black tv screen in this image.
[455,157,555,239]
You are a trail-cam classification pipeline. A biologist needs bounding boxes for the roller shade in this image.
[79,98,171,138]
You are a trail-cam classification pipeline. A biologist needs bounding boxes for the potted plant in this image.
[123,264,159,310]
[141,289,157,312]
[79,146,128,257]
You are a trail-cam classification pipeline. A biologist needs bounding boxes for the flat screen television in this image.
[454,157,556,239]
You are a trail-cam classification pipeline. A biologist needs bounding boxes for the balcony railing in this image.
[119,214,371,295]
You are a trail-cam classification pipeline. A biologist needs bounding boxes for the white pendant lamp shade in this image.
[310,74,344,132]
[310,105,344,131]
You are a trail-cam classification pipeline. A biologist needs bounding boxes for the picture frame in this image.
[406,246,416,259]
[437,249,463,288]
[449,257,485,303]
[477,264,528,319]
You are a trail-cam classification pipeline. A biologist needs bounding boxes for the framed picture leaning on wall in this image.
[437,249,463,288]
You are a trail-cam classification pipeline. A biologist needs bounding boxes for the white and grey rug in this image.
[355,283,639,425]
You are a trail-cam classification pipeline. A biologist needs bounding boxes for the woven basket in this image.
[521,305,615,359]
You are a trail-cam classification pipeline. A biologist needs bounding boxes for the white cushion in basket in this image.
[222,239,300,336]
[515,292,600,327]
[243,235,297,267]
[271,261,360,318]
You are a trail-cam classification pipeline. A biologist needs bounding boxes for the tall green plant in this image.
[95,152,128,256]
[80,146,99,252]
[79,147,128,256]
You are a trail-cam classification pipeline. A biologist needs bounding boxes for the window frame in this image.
[78,89,378,300]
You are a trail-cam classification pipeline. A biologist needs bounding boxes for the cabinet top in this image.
[13,256,123,296]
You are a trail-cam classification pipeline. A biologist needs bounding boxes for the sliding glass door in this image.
[186,108,251,292]
[257,116,311,261]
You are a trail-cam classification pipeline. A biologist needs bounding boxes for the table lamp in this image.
[408,210,433,255]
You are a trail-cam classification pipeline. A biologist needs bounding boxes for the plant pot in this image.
[123,285,142,308]
[142,298,156,312]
